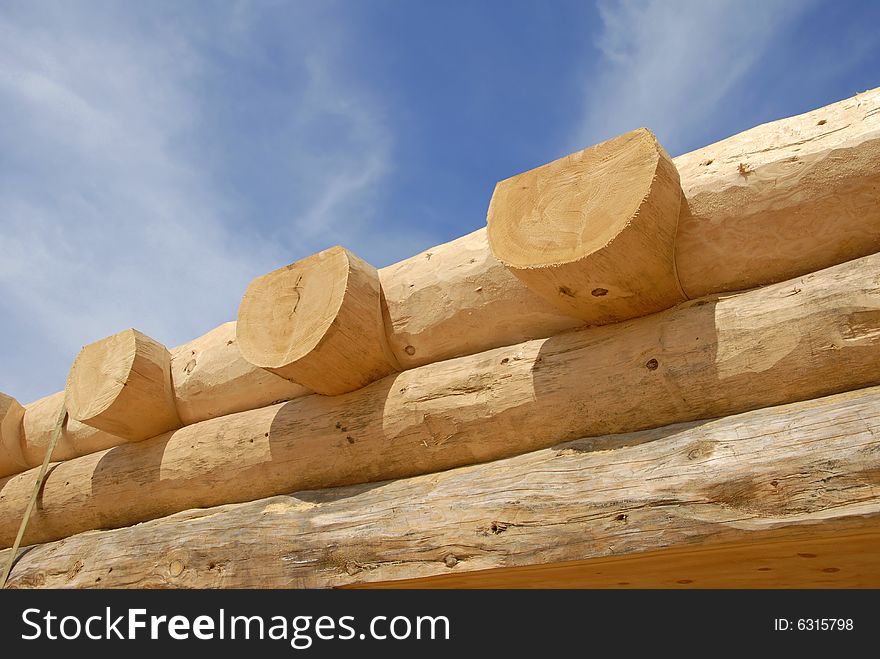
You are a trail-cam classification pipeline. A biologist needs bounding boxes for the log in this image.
[674,87,880,297]
[378,229,582,368]
[0,393,26,479]
[237,246,399,395]
[379,87,880,370]
[65,328,181,440]
[3,384,878,588]
[170,321,309,425]
[3,252,880,548]
[19,392,126,466]
[487,128,685,324]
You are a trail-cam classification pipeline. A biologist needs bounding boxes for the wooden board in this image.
[346,518,880,588]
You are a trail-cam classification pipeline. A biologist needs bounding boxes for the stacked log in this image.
[1,88,880,589]
[169,321,308,426]
[2,88,878,479]
[2,384,877,588]
[244,88,880,393]
[3,251,880,548]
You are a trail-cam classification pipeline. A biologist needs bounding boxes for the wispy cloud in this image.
[576,0,815,154]
[0,2,396,402]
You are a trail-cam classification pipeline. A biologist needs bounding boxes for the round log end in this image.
[487,128,685,324]
[238,246,399,396]
[0,392,27,478]
[65,329,180,441]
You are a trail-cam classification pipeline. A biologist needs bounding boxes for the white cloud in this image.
[577,0,815,154]
[0,3,397,402]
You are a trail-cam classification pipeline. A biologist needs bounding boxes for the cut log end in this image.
[237,246,399,396]
[0,393,26,478]
[65,328,180,441]
[487,128,685,324]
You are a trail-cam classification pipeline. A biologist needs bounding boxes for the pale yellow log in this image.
[19,392,125,466]
[65,328,181,441]
[238,246,399,395]
[675,87,880,297]
[3,252,880,548]
[487,128,685,324]
[0,323,306,478]
[378,229,583,368]
[0,393,26,479]
[170,321,310,426]
[3,384,879,588]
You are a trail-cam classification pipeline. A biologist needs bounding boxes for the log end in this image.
[0,392,26,478]
[238,246,399,396]
[65,328,180,441]
[487,128,685,324]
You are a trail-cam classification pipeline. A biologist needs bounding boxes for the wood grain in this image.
[487,128,685,323]
[65,328,181,440]
[238,246,399,395]
[675,87,880,297]
[348,519,880,589]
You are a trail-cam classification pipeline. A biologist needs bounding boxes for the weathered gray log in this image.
[3,384,878,588]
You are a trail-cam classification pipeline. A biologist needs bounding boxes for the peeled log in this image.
[0,393,26,479]
[66,328,181,441]
[170,321,309,425]
[19,392,126,466]
[378,229,583,368]
[674,87,880,297]
[380,88,880,371]
[3,385,879,588]
[3,253,880,548]
[238,246,399,395]
[487,128,685,324]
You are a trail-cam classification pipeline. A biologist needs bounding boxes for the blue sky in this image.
[1,0,879,403]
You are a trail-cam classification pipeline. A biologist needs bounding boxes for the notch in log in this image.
[487,128,685,324]
[237,246,399,396]
[65,329,181,441]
